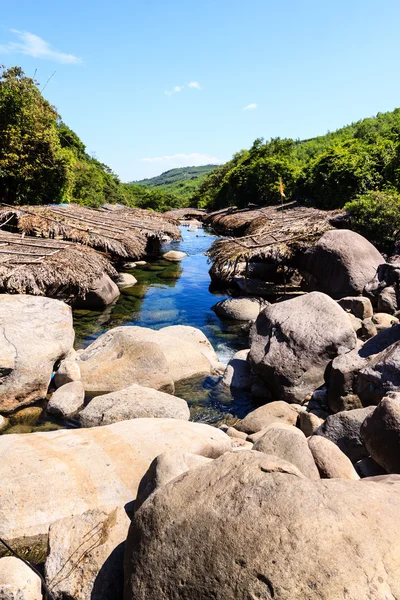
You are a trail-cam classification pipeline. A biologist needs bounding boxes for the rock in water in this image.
[78,325,217,395]
[301,229,384,298]
[0,419,231,561]
[79,384,190,427]
[162,250,187,262]
[78,327,175,395]
[222,349,252,389]
[73,273,120,310]
[361,392,400,473]
[47,381,85,417]
[53,349,81,388]
[0,556,42,600]
[45,506,130,600]
[249,292,356,402]
[124,451,400,600]
[116,272,137,290]
[0,295,74,413]
[212,296,268,321]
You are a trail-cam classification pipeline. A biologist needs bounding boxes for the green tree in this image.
[0,66,70,204]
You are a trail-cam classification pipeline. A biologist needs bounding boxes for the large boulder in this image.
[212,297,268,322]
[79,384,190,427]
[78,325,217,396]
[78,327,174,395]
[235,401,298,434]
[253,425,320,479]
[0,556,42,600]
[327,323,400,412]
[0,419,230,561]
[249,292,357,402]
[0,295,75,413]
[135,451,213,511]
[360,393,400,473]
[73,273,120,310]
[124,451,400,600]
[300,229,384,299]
[308,435,360,480]
[45,506,130,600]
[313,407,374,462]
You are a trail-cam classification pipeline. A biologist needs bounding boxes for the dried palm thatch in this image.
[0,230,117,298]
[205,206,266,235]
[0,204,180,260]
[208,202,344,281]
[101,204,181,240]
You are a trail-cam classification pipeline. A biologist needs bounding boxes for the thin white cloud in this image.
[165,85,184,96]
[0,29,82,64]
[141,153,222,167]
[188,81,201,89]
[243,103,258,111]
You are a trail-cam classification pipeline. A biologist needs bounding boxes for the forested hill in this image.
[134,165,217,188]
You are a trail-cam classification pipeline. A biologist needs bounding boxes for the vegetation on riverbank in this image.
[2,63,400,249]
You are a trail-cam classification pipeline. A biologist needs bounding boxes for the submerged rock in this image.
[0,295,74,413]
[0,419,230,561]
[116,272,137,290]
[249,292,356,402]
[222,349,252,389]
[124,451,400,600]
[80,384,190,427]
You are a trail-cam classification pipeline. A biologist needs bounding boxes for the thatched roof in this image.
[101,204,181,239]
[0,230,116,298]
[205,206,265,235]
[0,203,181,260]
[208,202,344,281]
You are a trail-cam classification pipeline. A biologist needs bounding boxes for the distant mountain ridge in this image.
[133,165,218,188]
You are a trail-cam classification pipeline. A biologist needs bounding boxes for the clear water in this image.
[73,226,255,425]
[5,226,256,433]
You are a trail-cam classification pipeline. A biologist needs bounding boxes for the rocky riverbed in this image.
[2,222,400,599]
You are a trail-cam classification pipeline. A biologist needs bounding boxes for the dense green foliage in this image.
[345,190,400,251]
[194,109,400,212]
[0,66,124,207]
[120,183,183,212]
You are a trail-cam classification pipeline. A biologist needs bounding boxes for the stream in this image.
[4,225,256,434]
[73,225,254,425]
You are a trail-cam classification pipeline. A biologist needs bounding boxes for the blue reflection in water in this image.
[73,226,255,425]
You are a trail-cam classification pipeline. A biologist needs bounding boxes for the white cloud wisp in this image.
[243,103,258,111]
[188,81,201,89]
[165,85,184,96]
[0,29,82,64]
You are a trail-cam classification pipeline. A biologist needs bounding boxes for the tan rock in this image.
[0,419,231,561]
[45,506,129,600]
[308,436,360,480]
[236,401,298,434]
[0,556,41,600]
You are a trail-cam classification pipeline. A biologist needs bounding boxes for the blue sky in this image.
[1,0,400,181]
